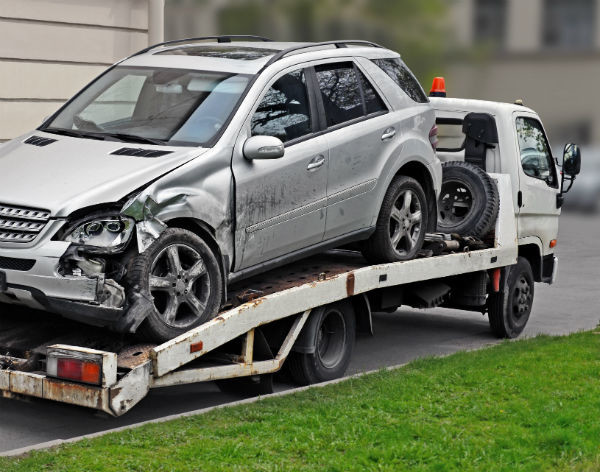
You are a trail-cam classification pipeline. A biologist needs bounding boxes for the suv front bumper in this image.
[0,240,123,326]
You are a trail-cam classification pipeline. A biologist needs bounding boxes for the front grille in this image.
[0,204,50,244]
[0,256,36,271]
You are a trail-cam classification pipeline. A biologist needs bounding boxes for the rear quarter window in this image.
[372,58,429,104]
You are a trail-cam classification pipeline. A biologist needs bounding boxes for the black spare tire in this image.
[437,161,499,238]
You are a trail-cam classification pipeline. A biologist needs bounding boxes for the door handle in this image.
[381,127,396,140]
[307,155,325,171]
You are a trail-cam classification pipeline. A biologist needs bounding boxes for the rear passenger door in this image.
[314,61,390,240]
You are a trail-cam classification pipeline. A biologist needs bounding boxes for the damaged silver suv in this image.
[0,37,441,341]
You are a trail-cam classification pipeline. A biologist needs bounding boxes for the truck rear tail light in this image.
[46,345,117,387]
[429,125,438,150]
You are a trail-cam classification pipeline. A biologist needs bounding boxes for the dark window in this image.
[516,117,558,187]
[543,0,595,50]
[474,0,507,49]
[358,70,387,114]
[315,63,364,127]
[251,70,312,143]
[315,62,387,128]
[372,58,428,103]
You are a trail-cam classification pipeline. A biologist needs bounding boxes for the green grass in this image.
[3,330,600,471]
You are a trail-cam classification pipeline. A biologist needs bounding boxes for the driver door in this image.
[514,113,561,252]
[232,67,329,270]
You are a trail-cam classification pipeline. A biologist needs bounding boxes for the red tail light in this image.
[429,125,438,150]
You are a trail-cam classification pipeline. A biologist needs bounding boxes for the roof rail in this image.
[131,35,273,58]
[262,40,384,69]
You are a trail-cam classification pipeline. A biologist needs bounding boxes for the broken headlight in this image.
[64,216,134,252]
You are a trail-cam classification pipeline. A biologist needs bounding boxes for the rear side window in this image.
[436,118,465,152]
[372,58,428,103]
[315,62,387,128]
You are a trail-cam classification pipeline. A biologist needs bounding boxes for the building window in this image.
[474,0,508,49]
[543,0,596,50]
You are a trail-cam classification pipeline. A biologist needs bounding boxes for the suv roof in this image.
[120,37,399,75]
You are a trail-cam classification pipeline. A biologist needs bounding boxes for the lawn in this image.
[2,330,600,471]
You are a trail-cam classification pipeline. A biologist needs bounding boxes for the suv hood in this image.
[0,133,207,217]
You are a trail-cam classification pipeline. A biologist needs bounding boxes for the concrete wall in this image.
[0,0,155,142]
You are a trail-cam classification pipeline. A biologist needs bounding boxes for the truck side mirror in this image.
[243,135,285,161]
[562,143,581,177]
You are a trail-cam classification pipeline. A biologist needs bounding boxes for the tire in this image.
[488,257,534,338]
[362,176,428,264]
[437,161,499,238]
[215,374,274,396]
[126,228,223,342]
[287,301,356,386]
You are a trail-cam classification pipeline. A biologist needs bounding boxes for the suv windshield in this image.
[43,66,251,146]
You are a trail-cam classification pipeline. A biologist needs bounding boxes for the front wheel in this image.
[488,257,535,338]
[362,176,428,264]
[127,228,223,342]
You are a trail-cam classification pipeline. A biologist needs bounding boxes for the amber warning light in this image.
[430,77,447,97]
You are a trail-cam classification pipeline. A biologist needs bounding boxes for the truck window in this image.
[436,118,465,152]
[250,69,312,143]
[515,117,558,187]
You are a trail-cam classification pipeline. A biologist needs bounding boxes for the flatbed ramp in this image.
[0,175,516,415]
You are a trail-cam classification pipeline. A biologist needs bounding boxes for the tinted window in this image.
[251,70,311,143]
[372,58,428,103]
[516,117,557,186]
[315,63,364,127]
[358,70,387,114]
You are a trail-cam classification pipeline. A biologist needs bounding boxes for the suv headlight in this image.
[64,216,134,253]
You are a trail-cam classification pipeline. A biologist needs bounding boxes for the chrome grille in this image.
[0,204,50,244]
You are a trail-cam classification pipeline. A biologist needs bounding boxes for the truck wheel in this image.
[488,257,534,338]
[362,176,428,264]
[127,228,223,342]
[287,301,356,386]
[437,161,499,238]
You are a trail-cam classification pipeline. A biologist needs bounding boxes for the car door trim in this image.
[326,179,377,206]
[245,196,328,234]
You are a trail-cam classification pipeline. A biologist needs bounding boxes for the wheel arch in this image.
[394,160,438,233]
[518,242,542,282]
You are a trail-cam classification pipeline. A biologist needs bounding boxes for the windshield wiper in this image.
[43,128,106,141]
[102,133,166,145]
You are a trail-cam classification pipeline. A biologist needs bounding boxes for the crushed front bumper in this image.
[0,239,123,326]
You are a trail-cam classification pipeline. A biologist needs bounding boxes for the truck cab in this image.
[430,95,579,285]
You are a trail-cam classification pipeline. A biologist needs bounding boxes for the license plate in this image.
[0,271,6,293]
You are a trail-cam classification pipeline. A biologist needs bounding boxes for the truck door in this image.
[513,113,561,253]
[233,67,328,270]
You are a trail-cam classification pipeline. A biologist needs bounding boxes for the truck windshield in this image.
[42,66,251,146]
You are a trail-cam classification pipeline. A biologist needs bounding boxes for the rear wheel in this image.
[127,228,223,342]
[488,257,534,338]
[362,176,428,264]
[287,301,356,386]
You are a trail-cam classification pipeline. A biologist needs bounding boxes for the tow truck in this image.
[0,78,580,416]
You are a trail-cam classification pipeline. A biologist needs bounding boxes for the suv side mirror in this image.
[243,135,284,160]
[562,143,581,177]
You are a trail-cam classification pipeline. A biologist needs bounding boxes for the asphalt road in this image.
[0,212,598,454]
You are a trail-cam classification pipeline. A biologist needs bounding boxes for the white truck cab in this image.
[431,92,580,285]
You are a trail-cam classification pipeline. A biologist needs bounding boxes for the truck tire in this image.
[488,257,534,338]
[127,228,223,343]
[362,176,428,264]
[287,301,356,386]
[437,161,499,238]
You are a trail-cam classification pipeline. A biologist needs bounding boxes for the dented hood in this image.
[0,132,207,217]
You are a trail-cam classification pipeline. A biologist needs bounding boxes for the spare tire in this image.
[437,161,499,238]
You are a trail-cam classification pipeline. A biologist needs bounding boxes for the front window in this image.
[43,66,251,146]
[516,117,558,187]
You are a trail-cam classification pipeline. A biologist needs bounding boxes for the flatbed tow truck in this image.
[0,175,517,416]
[0,83,581,416]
